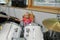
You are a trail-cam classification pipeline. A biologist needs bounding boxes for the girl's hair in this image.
[23,13,30,18]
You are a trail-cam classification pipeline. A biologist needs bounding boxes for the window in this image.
[26,0,28,5]
[34,0,60,3]
[0,0,7,4]
[34,0,45,2]
[33,0,60,7]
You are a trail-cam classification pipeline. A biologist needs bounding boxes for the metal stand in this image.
[49,12,60,40]
[57,14,60,22]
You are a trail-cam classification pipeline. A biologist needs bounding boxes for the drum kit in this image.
[0,12,44,40]
[0,11,60,40]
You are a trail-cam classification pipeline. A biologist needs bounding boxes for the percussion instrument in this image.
[24,23,44,40]
[42,18,60,32]
[0,22,22,40]
[8,22,22,40]
[0,14,7,18]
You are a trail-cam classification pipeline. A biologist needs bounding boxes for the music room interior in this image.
[0,0,60,40]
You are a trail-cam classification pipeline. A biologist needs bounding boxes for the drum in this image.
[24,23,44,40]
[0,22,22,40]
[7,22,22,40]
[44,31,60,40]
[54,32,60,40]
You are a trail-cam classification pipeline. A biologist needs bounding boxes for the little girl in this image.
[23,13,31,26]
[20,12,35,37]
[21,12,35,27]
[20,12,31,37]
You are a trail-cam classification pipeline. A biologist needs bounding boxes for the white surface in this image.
[0,22,21,40]
[8,22,21,40]
[0,23,12,40]
[24,24,44,40]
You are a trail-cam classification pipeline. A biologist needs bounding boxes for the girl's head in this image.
[23,12,35,22]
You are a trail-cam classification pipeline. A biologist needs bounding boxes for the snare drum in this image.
[24,23,44,40]
[44,30,60,40]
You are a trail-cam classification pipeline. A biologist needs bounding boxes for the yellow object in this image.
[29,12,35,22]
[0,26,2,30]
[30,13,34,19]
[43,18,60,32]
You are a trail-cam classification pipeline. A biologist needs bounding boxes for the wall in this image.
[0,6,57,32]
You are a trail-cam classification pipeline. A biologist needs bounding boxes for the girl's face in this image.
[24,13,30,19]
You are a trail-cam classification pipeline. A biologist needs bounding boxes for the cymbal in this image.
[0,14,7,18]
[42,18,60,32]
